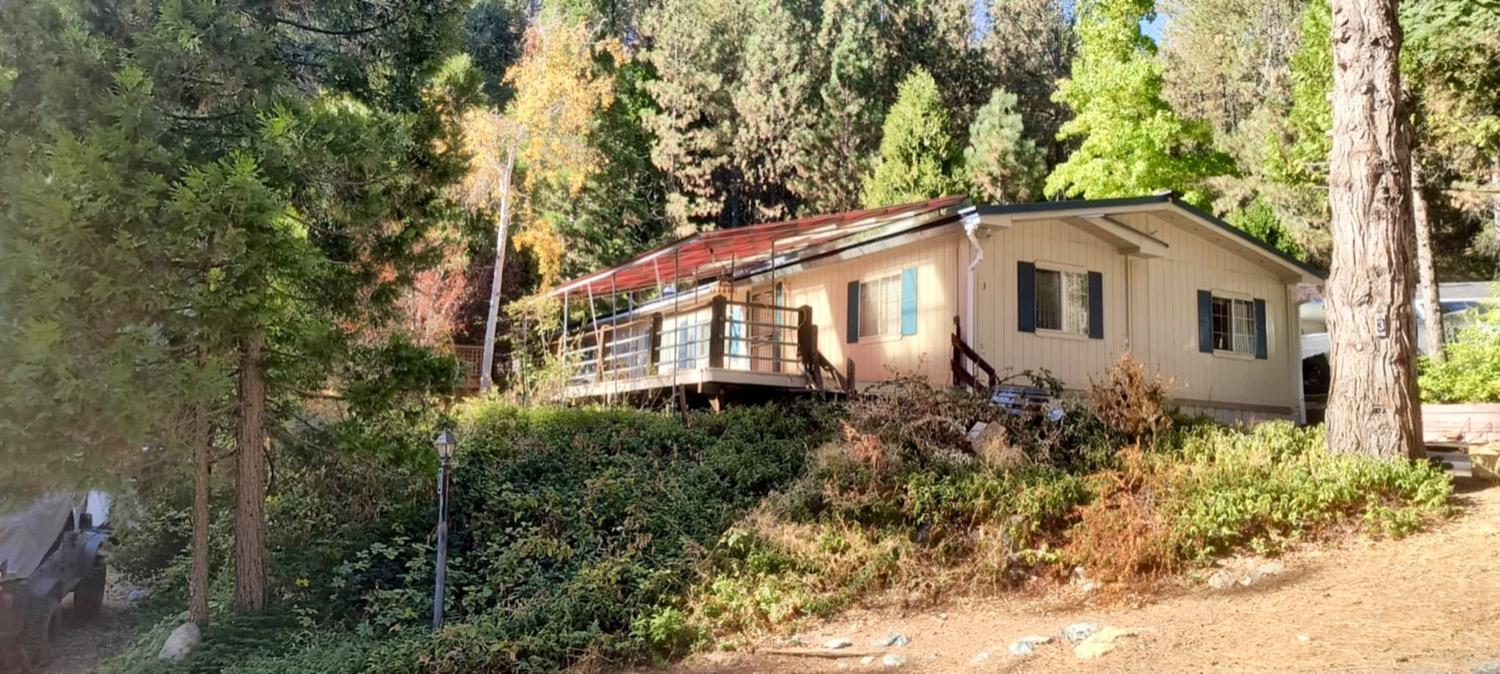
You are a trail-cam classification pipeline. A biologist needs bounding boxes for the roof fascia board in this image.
[1161,199,1324,284]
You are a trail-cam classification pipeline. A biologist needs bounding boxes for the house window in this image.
[859,273,902,338]
[1035,267,1090,335]
[1211,296,1257,354]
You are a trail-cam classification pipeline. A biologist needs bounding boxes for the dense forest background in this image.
[447,0,1500,349]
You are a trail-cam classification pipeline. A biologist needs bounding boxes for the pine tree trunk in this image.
[233,329,267,612]
[190,395,212,626]
[1411,150,1444,362]
[479,140,518,392]
[1324,0,1424,459]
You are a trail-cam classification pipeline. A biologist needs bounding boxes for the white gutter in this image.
[962,207,982,348]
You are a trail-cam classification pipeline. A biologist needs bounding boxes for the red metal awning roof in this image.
[548,196,968,297]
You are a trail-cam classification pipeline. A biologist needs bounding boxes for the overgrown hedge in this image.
[104,363,1454,672]
[105,400,836,674]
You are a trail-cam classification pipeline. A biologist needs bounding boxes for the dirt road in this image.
[661,480,1500,674]
[41,581,136,674]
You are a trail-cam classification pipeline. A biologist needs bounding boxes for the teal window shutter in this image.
[1197,290,1214,353]
[1253,298,1268,359]
[900,267,917,336]
[846,280,860,344]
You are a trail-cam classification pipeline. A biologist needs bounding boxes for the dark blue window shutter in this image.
[1017,262,1036,333]
[1197,290,1214,353]
[1253,298,1269,359]
[846,280,860,344]
[900,267,918,336]
[1087,271,1104,340]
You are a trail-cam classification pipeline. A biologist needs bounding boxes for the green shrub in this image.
[1420,306,1500,402]
[1066,422,1453,579]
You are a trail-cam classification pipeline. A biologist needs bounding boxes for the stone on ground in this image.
[881,653,907,667]
[1073,626,1146,660]
[158,622,201,662]
[1472,661,1500,674]
[1061,622,1099,642]
[873,632,910,647]
[971,650,991,664]
[823,637,854,650]
[1207,568,1237,590]
[1008,635,1053,656]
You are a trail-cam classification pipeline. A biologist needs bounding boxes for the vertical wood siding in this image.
[781,233,963,385]
[971,213,1296,411]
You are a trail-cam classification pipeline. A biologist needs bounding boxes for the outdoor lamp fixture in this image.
[431,429,458,630]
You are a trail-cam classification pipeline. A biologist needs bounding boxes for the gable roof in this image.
[976,193,1325,283]
[548,192,1324,299]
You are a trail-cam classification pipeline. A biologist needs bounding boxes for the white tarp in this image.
[0,494,78,580]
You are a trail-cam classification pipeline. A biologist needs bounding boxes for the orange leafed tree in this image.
[459,11,620,389]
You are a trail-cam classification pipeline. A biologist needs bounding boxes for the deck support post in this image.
[648,313,663,375]
[709,295,728,368]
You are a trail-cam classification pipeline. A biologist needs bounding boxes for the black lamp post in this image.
[431,429,457,630]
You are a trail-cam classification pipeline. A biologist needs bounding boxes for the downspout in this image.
[961,207,983,349]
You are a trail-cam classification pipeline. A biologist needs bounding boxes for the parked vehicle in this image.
[0,492,110,670]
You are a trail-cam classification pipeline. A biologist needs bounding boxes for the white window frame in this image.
[858,271,903,339]
[1034,263,1090,337]
[1210,291,1257,357]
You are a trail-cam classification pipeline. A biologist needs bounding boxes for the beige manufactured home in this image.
[536,194,1322,423]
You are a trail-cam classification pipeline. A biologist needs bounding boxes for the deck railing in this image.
[563,295,836,391]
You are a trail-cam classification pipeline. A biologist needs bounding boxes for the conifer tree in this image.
[862,69,965,207]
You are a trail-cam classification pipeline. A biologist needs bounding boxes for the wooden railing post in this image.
[591,328,603,381]
[795,305,814,372]
[648,313,663,375]
[952,315,963,388]
[708,295,728,368]
[844,357,856,394]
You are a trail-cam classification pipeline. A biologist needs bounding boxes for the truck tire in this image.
[20,602,58,670]
[72,565,106,621]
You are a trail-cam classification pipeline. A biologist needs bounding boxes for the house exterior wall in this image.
[970,218,1131,387]
[568,206,1302,421]
[779,232,964,386]
[967,212,1298,419]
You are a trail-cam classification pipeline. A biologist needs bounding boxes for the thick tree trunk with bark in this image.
[1324,0,1424,459]
[479,140,518,392]
[1411,150,1445,362]
[233,330,268,612]
[190,396,212,625]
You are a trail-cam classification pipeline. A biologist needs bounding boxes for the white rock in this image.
[1061,622,1099,642]
[824,638,855,650]
[1207,568,1237,590]
[1297,634,1311,643]
[158,622,201,662]
[1073,626,1147,660]
[971,650,991,665]
[881,654,907,667]
[1009,640,1038,656]
[861,656,876,665]
[873,632,910,647]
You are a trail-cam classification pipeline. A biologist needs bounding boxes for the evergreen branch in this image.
[270,14,399,37]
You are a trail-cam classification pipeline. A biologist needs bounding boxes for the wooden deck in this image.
[563,367,813,400]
